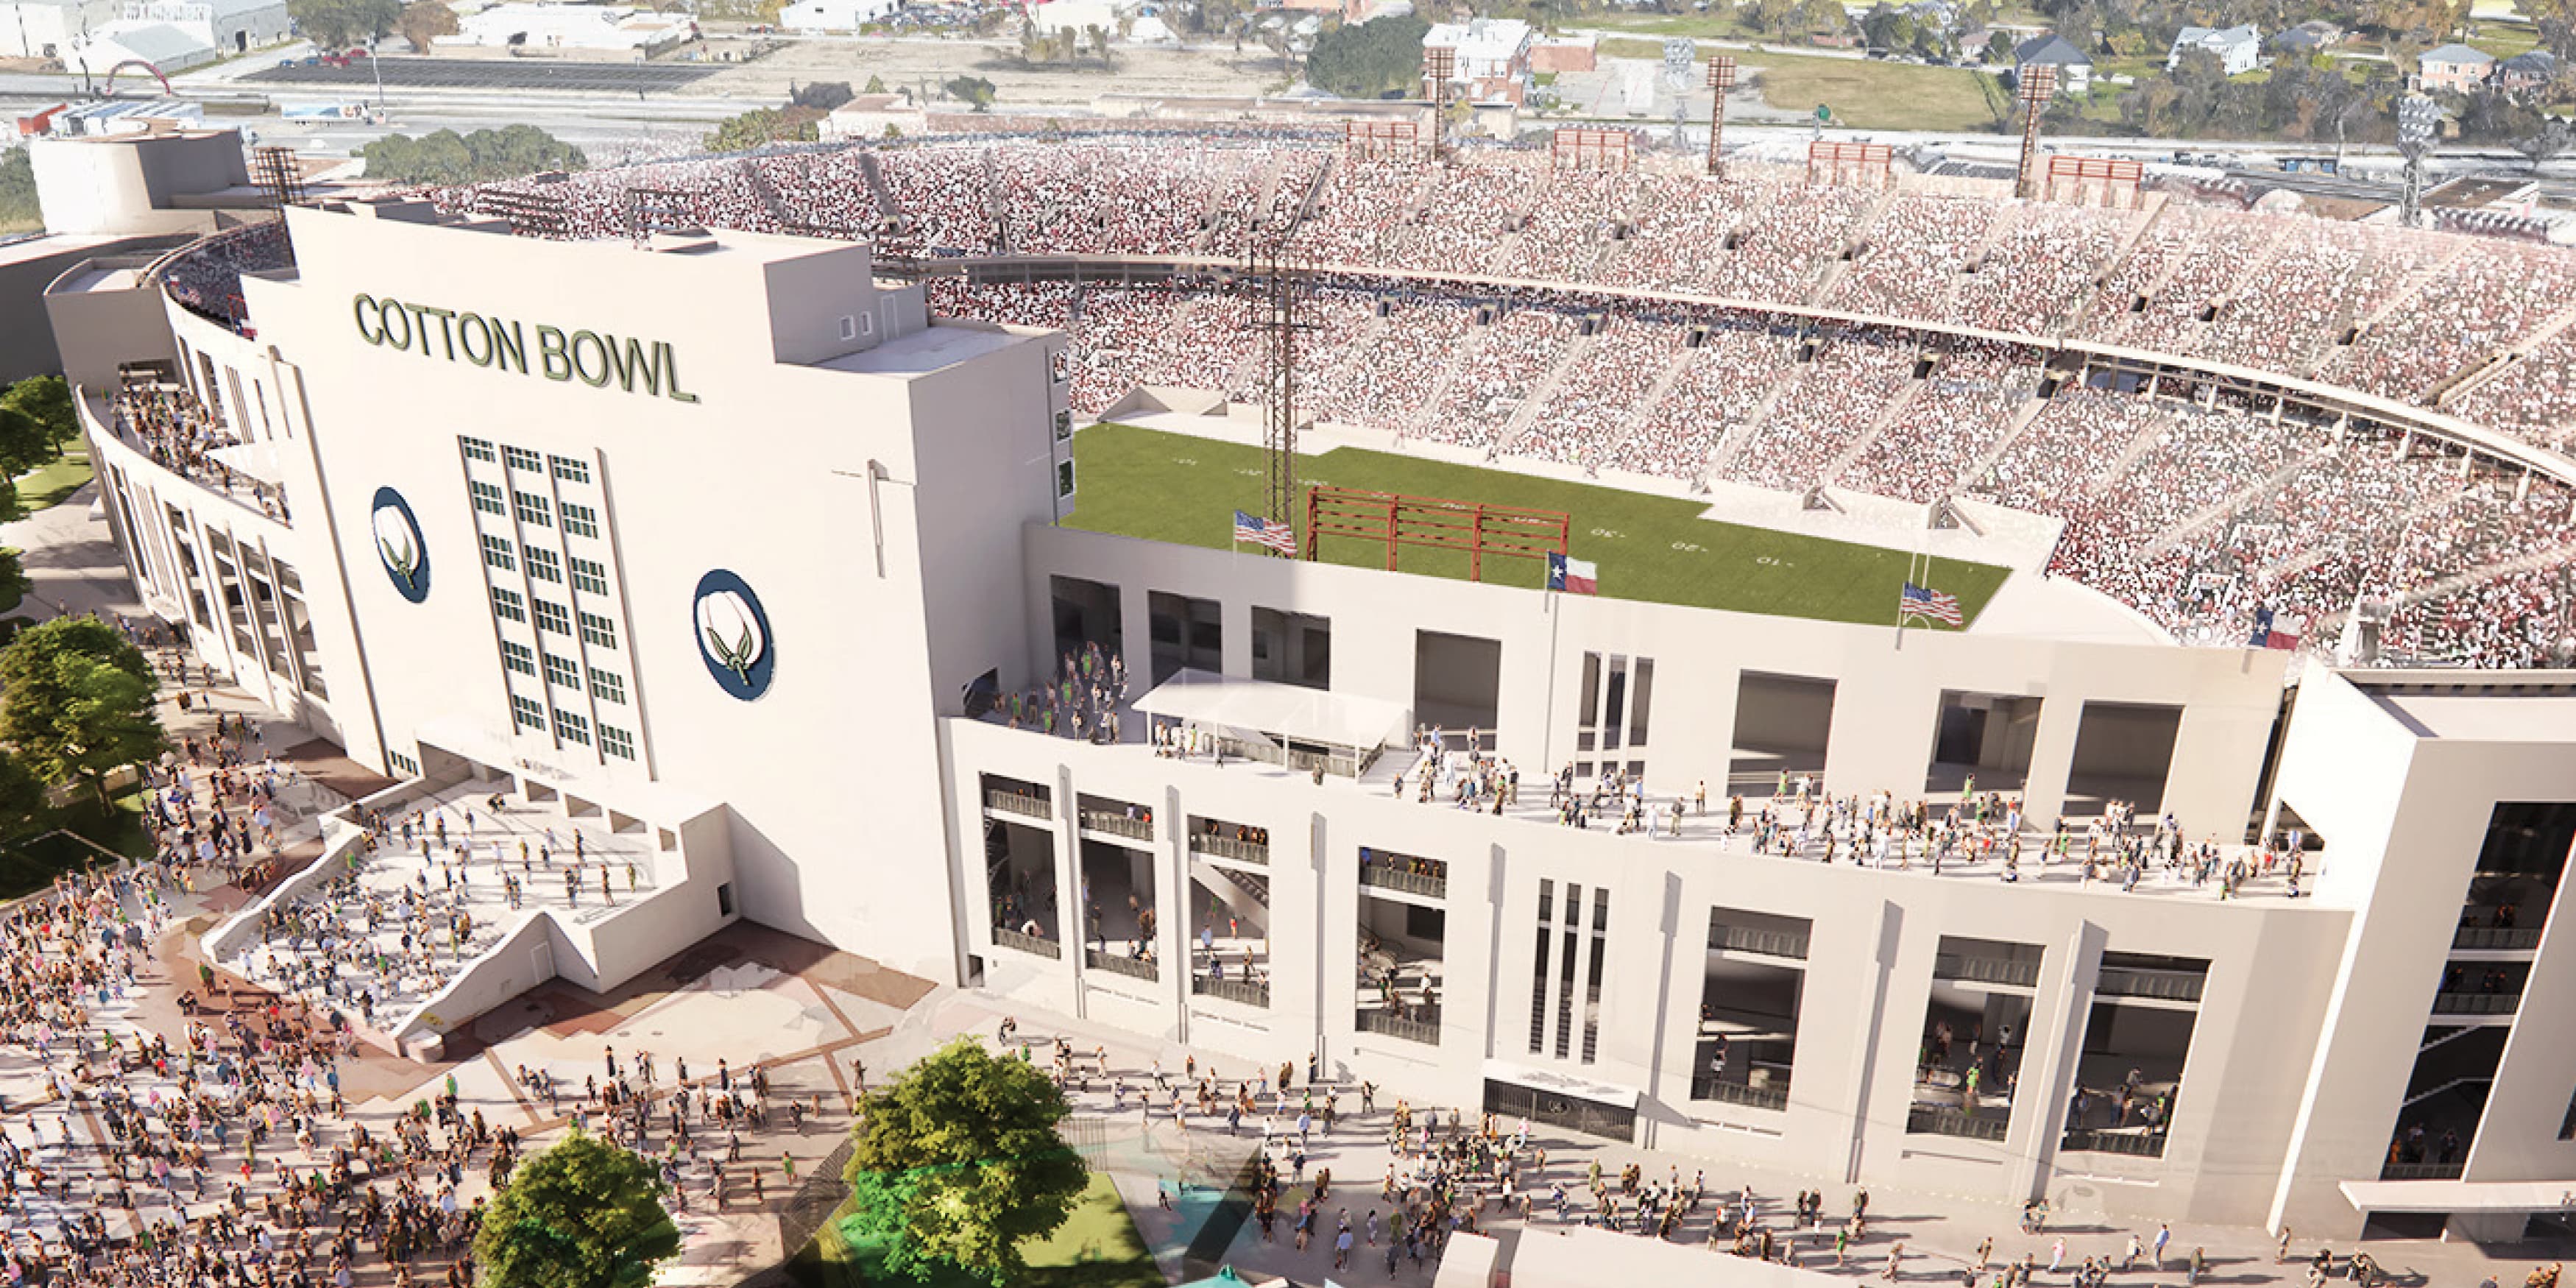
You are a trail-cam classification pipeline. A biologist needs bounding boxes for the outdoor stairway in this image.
[1953,381,2058,494]
[2306,240,2471,380]
[1705,350,1808,481]
[1592,345,1700,473]
[1805,188,1900,308]
[1819,362,1928,484]
[2433,297,2576,407]
[1496,332,1602,457]
[1400,324,1494,441]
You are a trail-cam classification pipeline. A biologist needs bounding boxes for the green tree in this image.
[1,377,77,456]
[840,1039,1087,1285]
[361,127,585,184]
[0,743,46,839]
[863,73,888,93]
[1303,14,1429,97]
[0,147,38,233]
[0,617,163,808]
[704,107,821,152]
[288,0,402,49]
[394,0,456,50]
[943,76,998,109]
[792,79,855,110]
[473,1133,679,1288]
[0,408,53,483]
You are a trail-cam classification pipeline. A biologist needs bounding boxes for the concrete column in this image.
[2008,920,2106,1203]
[2019,693,2084,828]
[1221,598,1253,678]
[1844,899,1906,1184]
[1161,784,1189,1046]
[1314,810,1348,1080]
[1641,870,1684,1150]
[1055,761,1086,1019]
[1117,581,1152,693]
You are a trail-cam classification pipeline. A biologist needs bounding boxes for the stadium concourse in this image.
[250,138,2560,668]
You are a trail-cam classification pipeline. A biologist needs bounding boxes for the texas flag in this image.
[1547,551,1598,595]
[2249,606,2304,651]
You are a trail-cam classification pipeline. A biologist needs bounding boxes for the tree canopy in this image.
[287,0,401,49]
[944,76,998,109]
[2,377,76,456]
[1303,14,1426,99]
[394,0,458,51]
[705,106,823,152]
[840,1039,1087,1284]
[0,617,163,807]
[473,1133,680,1288]
[0,147,38,233]
[360,127,587,185]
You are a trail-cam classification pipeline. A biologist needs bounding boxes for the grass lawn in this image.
[1066,422,2008,629]
[15,445,94,512]
[1596,40,2006,132]
[788,1171,1161,1288]
[0,790,155,899]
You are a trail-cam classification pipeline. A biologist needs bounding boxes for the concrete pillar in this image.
[2009,920,2106,1203]
[1117,581,1152,693]
[1161,784,1189,1045]
[2020,693,2084,828]
[1054,761,1086,1019]
[1220,597,1253,678]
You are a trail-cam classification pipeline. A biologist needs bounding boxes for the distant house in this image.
[2168,24,2261,77]
[2271,19,2342,54]
[2013,32,2091,92]
[2416,43,2495,93]
[1423,17,1535,104]
[2498,49,2558,93]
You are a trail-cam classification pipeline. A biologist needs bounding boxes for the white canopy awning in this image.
[1132,668,1406,751]
[2339,1178,2576,1214]
[1482,1059,1643,1111]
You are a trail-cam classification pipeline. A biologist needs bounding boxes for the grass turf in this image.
[788,1171,1162,1288]
[1593,40,2006,132]
[1065,422,2008,629]
[14,447,94,513]
[0,790,155,900]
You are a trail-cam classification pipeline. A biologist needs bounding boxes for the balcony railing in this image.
[1080,809,1153,842]
[985,790,1052,821]
[1192,975,1270,1008]
[1355,1008,1441,1046]
[1908,1105,2009,1142]
[2378,1161,2465,1181]
[1190,832,1270,866]
[2095,967,2205,1003]
[2431,991,2519,1015]
[1710,924,1811,960]
[2061,1128,2167,1158]
[1084,948,1158,982]
[1933,954,2042,988]
[1689,1076,1789,1111]
[993,927,1060,959]
[1359,863,1446,899]
[2452,926,2542,951]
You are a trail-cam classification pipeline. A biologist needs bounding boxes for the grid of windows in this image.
[501,445,542,472]
[524,546,563,583]
[509,694,545,729]
[480,534,514,572]
[500,640,536,677]
[570,556,610,595]
[461,438,496,463]
[542,652,581,690]
[551,456,591,484]
[470,481,506,516]
[578,611,618,650]
[601,724,637,760]
[560,501,599,538]
[490,587,526,623]
[553,709,591,745]
[589,668,627,704]
[512,492,553,526]
[532,598,572,635]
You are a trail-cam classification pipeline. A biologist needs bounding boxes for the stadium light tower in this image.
[2398,93,2441,229]
[1423,46,1456,164]
[2015,65,2057,199]
[1705,56,1738,177]
[1253,234,1303,545]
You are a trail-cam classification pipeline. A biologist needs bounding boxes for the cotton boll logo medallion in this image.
[692,570,774,701]
[370,487,430,604]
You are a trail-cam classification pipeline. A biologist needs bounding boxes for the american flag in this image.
[1900,581,1964,626]
[1233,509,1297,555]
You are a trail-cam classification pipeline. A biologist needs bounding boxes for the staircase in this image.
[2307,240,2471,380]
[1807,189,1900,308]
[1706,351,1808,480]
[1190,855,1271,926]
[2434,296,2576,407]
[1402,324,1496,440]
[2073,198,2180,342]
[1498,332,1602,455]
[1593,345,1700,471]
[2137,449,2326,561]
[1955,381,2056,494]
[1820,362,1928,484]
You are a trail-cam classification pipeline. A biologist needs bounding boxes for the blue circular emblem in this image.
[693,569,774,701]
[369,486,430,604]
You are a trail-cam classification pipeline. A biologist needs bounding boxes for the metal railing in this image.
[1933,953,2042,988]
[2431,991,2519,1015]
[1359,863,1446,899]
[2061,1128,2167,1157]
[2378,1161,2465,1181]
[1084,948,1158,981]
[2095,967,2205,1002]
[1689,1076,1789,1111]
[1193,975,1269,1008]
[1355,1008,1441,1046]
[993,926,1060,959]
[1080,809,1153,842]
[1190,832,1270,865]
[1908,1105,2009,1141]
[1709,924,1811,960]
[985,790,1052,821]
[2452,926,2542,951]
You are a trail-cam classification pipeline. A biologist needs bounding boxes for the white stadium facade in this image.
[32,124,2576,1248]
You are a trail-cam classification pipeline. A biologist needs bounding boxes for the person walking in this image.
[2152,1223,2170,1270]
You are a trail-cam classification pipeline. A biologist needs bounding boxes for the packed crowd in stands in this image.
[127,135,2576,667]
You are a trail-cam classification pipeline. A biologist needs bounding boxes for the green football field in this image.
[1064,422,2011,629]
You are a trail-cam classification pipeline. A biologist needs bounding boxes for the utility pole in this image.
[1705,55,1737,177]
[2014,64,2056,199]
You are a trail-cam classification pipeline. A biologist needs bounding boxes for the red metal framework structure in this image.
[1303,486,1570,581]
[1345,119,1425,158]
[2042,155,2146,208]
[1806,141,1894,189]
[1550,126,1635,172]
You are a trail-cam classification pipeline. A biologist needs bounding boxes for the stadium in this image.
[37,119,2576,1251]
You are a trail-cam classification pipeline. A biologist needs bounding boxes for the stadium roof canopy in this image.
[1134,668,1407,751]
